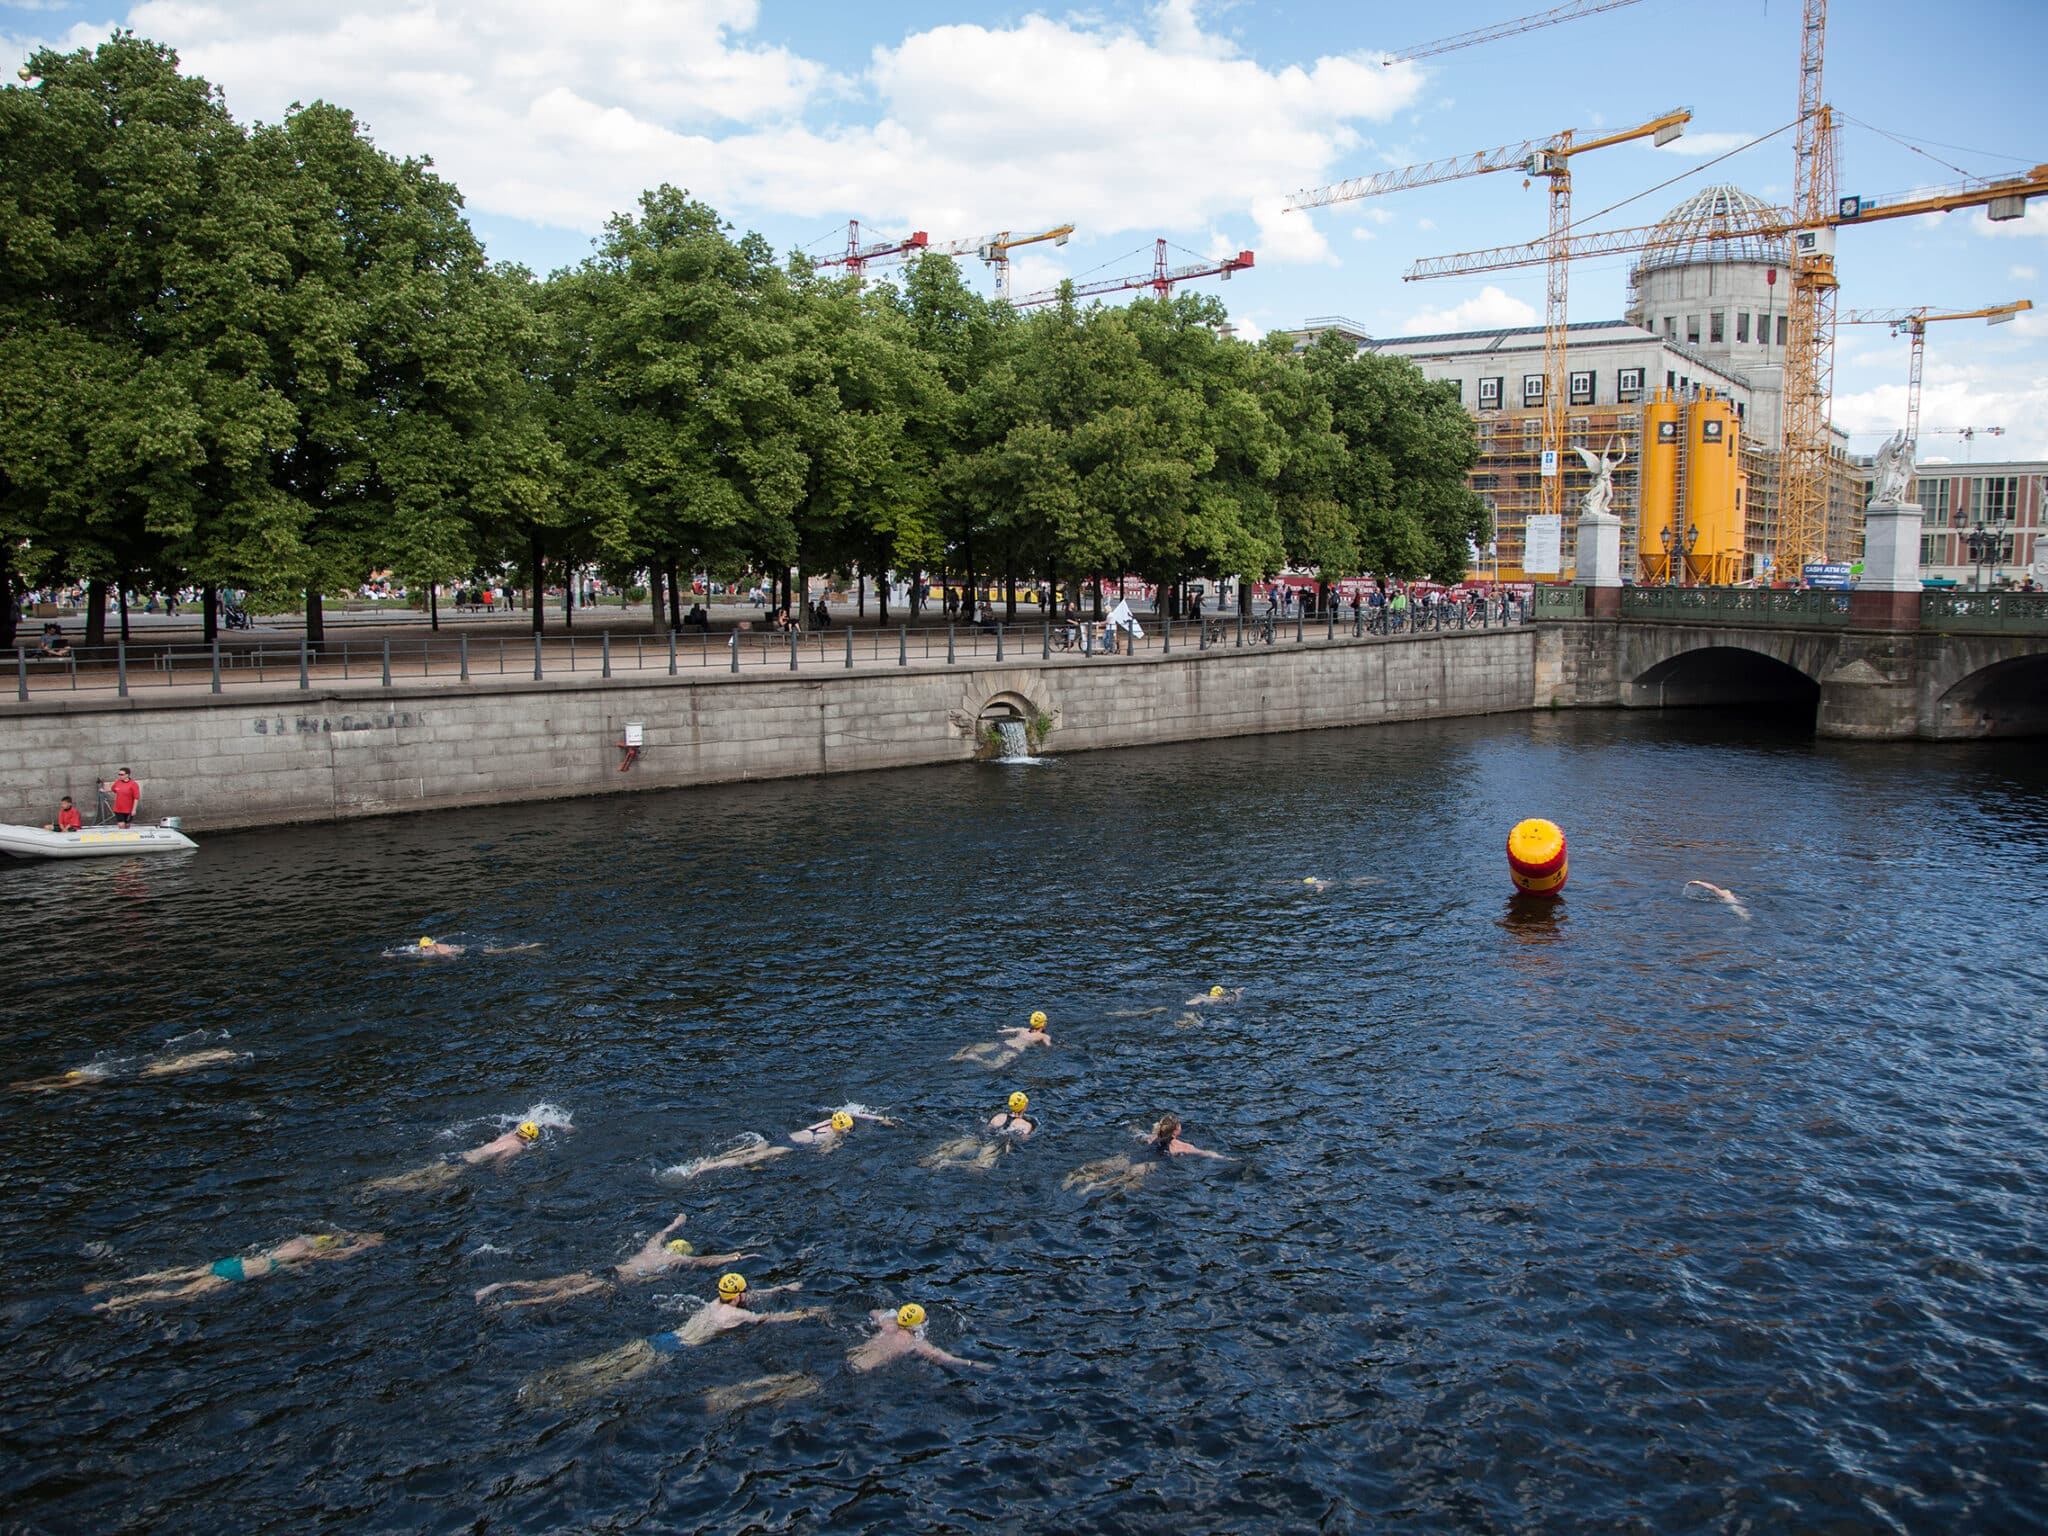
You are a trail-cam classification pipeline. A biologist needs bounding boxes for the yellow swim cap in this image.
[516,1121,541,1141]
[419,937,434,948]
[1028,1011,1048,1030]
[830,1111,854,1133]
[64,1069,82,1080]
[665,1238,695,1256]
[1303,876,1315,885]
[718,1272,747,1299]
[313,1234,337,1249]
[1007,1092,1028,1115]
[1209,985,1225,999]
[896,1303,926,1329]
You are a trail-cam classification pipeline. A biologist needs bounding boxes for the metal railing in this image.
[1920,590,2048,634]
[1618,587,1852,626]
[1531,585,1586,620]
[9,606,1532,704]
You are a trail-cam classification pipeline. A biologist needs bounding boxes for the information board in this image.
[1525,515,1563,575]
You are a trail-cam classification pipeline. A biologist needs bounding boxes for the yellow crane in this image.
[1287,108,1688,527]
[1838,300,2032,445]
[1403,162,2046,570]
[924,224,1076,301]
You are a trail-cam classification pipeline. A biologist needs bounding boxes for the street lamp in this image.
[1961,520,2011,591]
[1684,522,1700,586]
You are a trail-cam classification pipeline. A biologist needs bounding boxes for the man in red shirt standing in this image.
[110,768,142,828]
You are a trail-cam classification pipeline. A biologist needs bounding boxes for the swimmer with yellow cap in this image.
[652,1271,822,1347]
[460,1116,557,1166]
[1183,984,1244,1006]
[950,1009,1056,1069]
[989,1091,1035,1139]
[849,1300,993,1373]
[392,935,466,958]
[475,1211,759,1310]
[368,1112,563,1191]
[787,1105,896,1150]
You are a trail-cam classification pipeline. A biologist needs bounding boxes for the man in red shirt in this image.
[110,768,142,827]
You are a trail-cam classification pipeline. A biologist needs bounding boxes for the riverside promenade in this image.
[0,607,1538,831]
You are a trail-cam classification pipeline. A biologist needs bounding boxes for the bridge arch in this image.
[1928,653,2048,739]
[1622,634,1823,723]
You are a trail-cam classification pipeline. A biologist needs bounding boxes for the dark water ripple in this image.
[2,711,2044,1533]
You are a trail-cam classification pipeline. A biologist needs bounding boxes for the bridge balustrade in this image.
[1921,591,2048,634]
[1618,588,1852,626]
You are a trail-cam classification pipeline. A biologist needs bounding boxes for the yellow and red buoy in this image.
[1507,818,1568,898]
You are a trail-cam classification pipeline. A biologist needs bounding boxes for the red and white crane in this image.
[1011,240,1254,309]
[811,220,930,278]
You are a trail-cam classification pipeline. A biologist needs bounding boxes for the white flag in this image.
[1109,599,1145,639]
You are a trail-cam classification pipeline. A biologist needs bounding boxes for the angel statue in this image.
[1573,437,1628,520]
[1872,430,1917,506]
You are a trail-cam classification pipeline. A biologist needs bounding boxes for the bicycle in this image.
[1049,623,1083,653]
[1249,613,1276,646]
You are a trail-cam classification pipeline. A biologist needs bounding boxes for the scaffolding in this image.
[1471,405,1646,579]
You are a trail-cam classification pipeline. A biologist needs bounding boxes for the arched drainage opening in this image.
[975,694,1045,760]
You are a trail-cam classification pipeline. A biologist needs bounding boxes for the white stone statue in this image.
[1872,430,1917,506]
[1572,437,1627,521]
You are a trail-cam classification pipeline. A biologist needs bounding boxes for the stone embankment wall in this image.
[0,630,1536,831]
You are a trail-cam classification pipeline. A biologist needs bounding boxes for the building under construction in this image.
[1285,186,1869,583]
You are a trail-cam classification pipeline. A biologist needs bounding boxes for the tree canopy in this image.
[0,33,1489,645]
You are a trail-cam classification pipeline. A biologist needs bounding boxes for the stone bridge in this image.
[1537,608,2048,739]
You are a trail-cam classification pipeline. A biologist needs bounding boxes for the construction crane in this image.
[1839,300,2031,444]
[1011,240,1254,309]
[1403,161,2046,567]
[1288,107,1688,528]
[921,224,1076,301]
[1776,0,1836,581]
[1384,0,1649,63]
[812,221,930,278]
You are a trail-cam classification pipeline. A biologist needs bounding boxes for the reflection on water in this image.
[3,711,2045,1531]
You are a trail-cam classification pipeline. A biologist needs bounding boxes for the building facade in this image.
[1912,460,2048,587]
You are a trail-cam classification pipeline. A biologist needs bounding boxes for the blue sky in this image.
[8,0,2046,456]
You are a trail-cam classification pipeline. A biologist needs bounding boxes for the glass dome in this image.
[1633,185,1794,275]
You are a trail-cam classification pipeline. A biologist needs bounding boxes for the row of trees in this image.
[1,33,1490,648]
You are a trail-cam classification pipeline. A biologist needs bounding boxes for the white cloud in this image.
[2011,264,2039,280]
[1974,200,2048,240]
[1350,227,1376,242]
[1251,195,1336,266]
[1399,285,1536,334]
[1833,361,2048,460]
[18,1,1424,252]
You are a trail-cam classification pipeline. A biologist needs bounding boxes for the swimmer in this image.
[989,1092,1034,1139]
[87,1231,383,1313]
[363,1119,551,1193]
[1299,876,1331,894]
[951,1010,1055,1069]
[1683,880,1752,921]
[1183,986,1243,1006]
[848,1304,993,1373]
[12,1045,244,1093]
[475,1213,757,1309]
[1061,1154,1154,1197]
[1106,1007,1167,1019]
[390,936,465,958]
[919,1134,1005,1172]
[518,1272,826,1408]
[1141,1113,1227,1160]
[786,1106,896,1150]
[702,1372,823,1414]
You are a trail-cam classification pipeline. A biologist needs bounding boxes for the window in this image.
[1981,475,2020,523]
[1915,478,1951,520]
[1709,311,1724,343]
[1617,367,1644,403]
[1776,314,1788,345]
[1686,314,1701,344]
[1445,377,1462,402]
[1665,369,1676,390]
[1663,317,1677,340]
[1521,418,1542,453]
[1736,312,1750,343]
[1478,376,1502,410]
[1523,374,1545,406]
[1569,370,1595,406]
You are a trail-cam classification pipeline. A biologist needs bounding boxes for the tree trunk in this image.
[85,579,107,646]
[1092,575,1104,621]
[1004,548,1017,622]
[118,582,130,643]
[858,569,866,619]
[429,585,440,631]
[794,559,806,632]
[529,531,546,634]
[648,564,664,634]
[203,584,218,642]
[307,590,325,648]
[0,574,18,650]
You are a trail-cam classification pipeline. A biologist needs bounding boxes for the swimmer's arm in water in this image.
[1174,1139,1229,1160]
[749,1305,830,1324]
[481,943,544,954]
[914,1337,994,1371]
[846,1110,898,1126]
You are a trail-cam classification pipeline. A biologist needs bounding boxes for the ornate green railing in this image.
[1619,587,1851,626]
[1531,584,1585,619]
[1921,591,2048,634]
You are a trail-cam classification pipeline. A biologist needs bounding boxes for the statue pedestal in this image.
[1852,500,1923,630]
[1576,511,1623,617]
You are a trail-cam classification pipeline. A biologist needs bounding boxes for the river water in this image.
[2,712,2043,1533]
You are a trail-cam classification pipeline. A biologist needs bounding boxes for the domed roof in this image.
[1633,184,1793,274]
